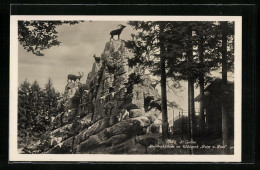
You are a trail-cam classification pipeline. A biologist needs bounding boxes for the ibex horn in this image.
[78,72,83,76]
[117,24,123,28]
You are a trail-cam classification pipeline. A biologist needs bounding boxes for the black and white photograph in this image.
[9,16,241,162]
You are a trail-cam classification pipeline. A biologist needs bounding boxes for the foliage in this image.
[126,21,234,140]
[43,78,60,119]
[18,20,84,56]
[125,21,228,81]
[217,22,235,72]
[18,80,31,138]
[165,22,219,80]
[125,21,172,140]
[18,79,61,149]
[127,21,234,83]
[125,21,163,76]
[144,96,162,112]
[126,20,234,93]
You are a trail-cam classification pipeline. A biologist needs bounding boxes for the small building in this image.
[195,78,234,139]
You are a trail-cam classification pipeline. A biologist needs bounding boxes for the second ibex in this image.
[67,72,84,83]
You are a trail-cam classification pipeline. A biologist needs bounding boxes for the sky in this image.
[18,21,234,120]
[18,21,135,92]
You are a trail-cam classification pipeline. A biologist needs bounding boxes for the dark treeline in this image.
[18,78,61,148]
[125,21,234,145]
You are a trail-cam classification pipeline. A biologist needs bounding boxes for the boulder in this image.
[100,134,129,147]
[148,123,160,134]
[74,115,152,153]
[129,109,145,118]
[46,137,74,154]
[109,114,119,126]
[144,108,161,123]
[134,134,161,147]
[77,113,92,131]
[76,135,102,153]
[108,138,136,154]
[75,116,110,145]
[106,116,150,138]
[51,123,73,137]
[47,123,74,147]
[67,108,77,122]
[35,40,163,154]
[51,113,63,129]
[128,143,146,154]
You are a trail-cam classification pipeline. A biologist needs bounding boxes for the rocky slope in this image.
[38,40,163,154]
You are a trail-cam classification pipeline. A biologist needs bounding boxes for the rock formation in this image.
[38,40,163,154]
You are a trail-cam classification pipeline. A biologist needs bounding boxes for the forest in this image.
[124,21,234,143]
[18,79,61,151]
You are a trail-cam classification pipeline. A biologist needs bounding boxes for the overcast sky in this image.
[18,21,233,119]
[18,21,134,92]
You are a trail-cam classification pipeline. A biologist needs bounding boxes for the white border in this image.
[9,15,242,162]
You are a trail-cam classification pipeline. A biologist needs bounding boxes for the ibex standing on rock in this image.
[67,72,84,83]
[93,54,101,63]
[110,24,126,41]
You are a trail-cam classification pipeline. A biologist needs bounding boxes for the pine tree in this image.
[29,81,46,134]
[126,21,234,141]
[165,21,225,139]
[165,22,200,139]
[30,81,42,115]
[219,21,234,153]
[126,21,170,141]
[43,78,60,123]
[18,80,31,138]
[192,22,222,135]
[159,22,169,140]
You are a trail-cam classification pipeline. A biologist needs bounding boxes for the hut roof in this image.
[194,78,233,102]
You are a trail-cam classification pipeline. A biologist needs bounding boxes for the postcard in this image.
[9,15,242,162]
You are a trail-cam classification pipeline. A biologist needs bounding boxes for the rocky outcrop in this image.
[39,40,162,154]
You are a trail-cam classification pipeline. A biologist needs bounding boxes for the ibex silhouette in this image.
[67,72,84,82]
[93,54,101,63]
[110,24,126,41]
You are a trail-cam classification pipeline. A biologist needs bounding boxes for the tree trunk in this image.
[198,37,206,134]
[187,26,195,140]
[191,79,196,138]
[188,79,191,140]
[199,76,205,132]
[188,78,195,140]
[159,23,169,141]
[220,21,230,154]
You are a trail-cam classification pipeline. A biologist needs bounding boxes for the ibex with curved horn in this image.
[110,24,126,41]
[67,72,84,82]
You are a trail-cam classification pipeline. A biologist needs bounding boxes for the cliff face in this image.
[41,40,162,154]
